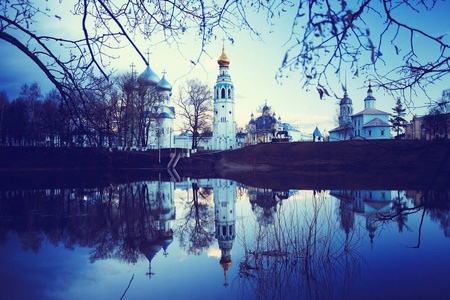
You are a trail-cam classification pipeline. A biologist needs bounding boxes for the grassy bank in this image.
[208,139,450,190]
[1,140,449,190]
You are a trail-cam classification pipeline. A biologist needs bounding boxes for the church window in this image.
[228,88,231,98]
[222,105,224,108]
[229,225,233,236]
[221,88,225,98]
[368,129,372,136]
[229,111,231,114]
[222,226,227,236]
[381,129,385,136]
[215,111,218,114]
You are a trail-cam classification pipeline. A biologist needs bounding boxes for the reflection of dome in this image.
[220,256,232,288]
[156,75,172,92]
[217,47,230,67]
[158,236,173,256]
[137,65,160,86]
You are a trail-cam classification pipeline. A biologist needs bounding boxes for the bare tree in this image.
[2,0,449,115]
[176,79,213,150]
[0,1,251,143]
[275,0,450,104]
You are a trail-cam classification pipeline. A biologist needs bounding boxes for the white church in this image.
[329,82,391,141]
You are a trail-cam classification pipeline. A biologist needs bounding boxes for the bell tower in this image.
[212,43,236,150]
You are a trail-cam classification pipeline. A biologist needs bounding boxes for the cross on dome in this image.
[145,49,152,65]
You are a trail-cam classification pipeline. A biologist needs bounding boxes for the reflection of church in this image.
[331,190,392,246]
[248,187,290,225]
[213,179,237,287]
[139,180,176,278]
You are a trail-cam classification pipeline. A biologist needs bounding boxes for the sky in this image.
[1,0,450,136]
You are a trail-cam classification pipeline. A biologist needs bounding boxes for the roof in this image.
[159,112,173,119]
[353,108,390,117]
[329,123,354,133]
[217,47,230,66]
[156,75,172,92]
[363,117,390,128]
[340,92,352,105]
[137,65,160,86]
[313,126,323,137]
[254,115,277,130]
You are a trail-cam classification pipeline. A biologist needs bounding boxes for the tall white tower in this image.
[212,46,236,150]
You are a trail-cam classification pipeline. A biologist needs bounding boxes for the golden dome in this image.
[217,47,230,66]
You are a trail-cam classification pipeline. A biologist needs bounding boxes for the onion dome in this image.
[217,47,230,67]
[156,75,172,92]
[340,90,352,105]
[137,64,160,87]
[249,112,256,125]
[364,82,376,101]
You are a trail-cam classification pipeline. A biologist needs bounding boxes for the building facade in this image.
[149,74,175,149]
[329,83,391,141]
[212,47,236,150]
[246,104,281,145]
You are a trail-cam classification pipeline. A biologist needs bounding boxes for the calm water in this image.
[1,177,449,300]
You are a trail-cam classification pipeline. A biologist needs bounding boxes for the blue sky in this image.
[1,1,449,135]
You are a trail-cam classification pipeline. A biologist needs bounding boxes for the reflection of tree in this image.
[249,188,288,226]
[175,183,215,254]
[235,193,364,299]
[0,181,173,278]
[374,190,450,247]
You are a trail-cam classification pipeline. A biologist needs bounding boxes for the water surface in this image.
[1,178,449,299]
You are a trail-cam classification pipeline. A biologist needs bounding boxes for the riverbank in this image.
[211,140,450,189]
[1,140,449,190]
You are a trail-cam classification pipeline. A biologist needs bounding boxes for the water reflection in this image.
[1,177,449,299]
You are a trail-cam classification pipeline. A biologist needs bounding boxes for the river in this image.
[1,175,449,299]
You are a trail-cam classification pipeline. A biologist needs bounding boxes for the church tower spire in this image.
[339,83,353,127]
[364,79,376,109]
[212,42,236,150]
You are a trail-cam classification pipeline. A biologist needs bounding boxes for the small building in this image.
[313,126,324,141]
[405,113,450,140]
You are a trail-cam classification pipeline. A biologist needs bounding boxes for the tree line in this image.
[0,73,164,147]
[0,76,213,149]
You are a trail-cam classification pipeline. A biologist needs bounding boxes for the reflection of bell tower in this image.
[213,179,237,287]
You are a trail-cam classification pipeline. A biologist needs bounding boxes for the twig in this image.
[119,274,135,300]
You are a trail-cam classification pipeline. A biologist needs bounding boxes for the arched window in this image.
[221,88,225,99]
[228,88,231,98]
